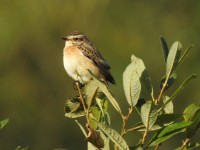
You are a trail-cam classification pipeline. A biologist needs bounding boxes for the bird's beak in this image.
[62,37,68,41]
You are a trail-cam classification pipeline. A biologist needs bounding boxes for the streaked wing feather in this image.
[78,44,111,70]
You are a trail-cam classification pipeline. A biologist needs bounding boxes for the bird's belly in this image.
[63,54,99,83]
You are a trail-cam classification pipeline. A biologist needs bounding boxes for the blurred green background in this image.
[0,0,200,149]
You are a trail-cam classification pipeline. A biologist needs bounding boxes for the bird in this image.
[62,31,116,85]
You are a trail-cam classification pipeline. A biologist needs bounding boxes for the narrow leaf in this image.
[178,45,193,64]
[166,41,182,77]
[160,36,169,63]
[98,123,130,150]
[135,114,182,132]
[75,120,87,137]
[0,118,9,130]
[92,77,121,114]
[183,104,200,138]
[148,121,192,146]
[159,74,197,112]
[15,146,29,150]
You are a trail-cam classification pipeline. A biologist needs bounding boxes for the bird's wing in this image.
[78,43,111,70]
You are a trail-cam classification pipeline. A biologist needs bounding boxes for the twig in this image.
[180,138,190,150]
[154,144,160,150]
[126,124,145,133]
[155,75,170,105]
[115,107,133,150]
[76,82,90,125]
[121,107,133,136]
[141,128,148,145]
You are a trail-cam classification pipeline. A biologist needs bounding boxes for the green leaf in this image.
[160,73,177,90]
[98,122,130,150]
[84,80,99,106]
[64,97,85,118]
[175,142,200,150]
[141,70,154,100]
[75,120,87,137]
[15,146,29,150]
[141,101,158,129]
[148,121,192,146]
[0,118,9,130]
[185,142,200,150]
[178,45,193,64]
[160,36,169,63]
[183,103,200,121]
[123,54,149,106]
[183,104,200,138]
[166,41,182,77]
[135,98,146,115]
[89,106,101,129]
[163,95,173,114]
[186,120,200,138]
[159,74,197,112]
[92,77,121,114]
[134,114,182,132]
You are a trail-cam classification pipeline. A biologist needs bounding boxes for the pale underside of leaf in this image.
[98,123,130,150]
[166,41,182,78]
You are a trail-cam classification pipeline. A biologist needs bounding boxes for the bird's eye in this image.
[74,38,78,41]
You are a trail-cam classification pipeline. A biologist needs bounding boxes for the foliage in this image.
[65,37,199,150]
[0,118,9,130]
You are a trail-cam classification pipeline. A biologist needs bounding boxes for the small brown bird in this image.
[62,31,115,84]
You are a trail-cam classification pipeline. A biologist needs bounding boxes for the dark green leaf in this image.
[141,70,154,100]
[160,73,177,90]
[148,121,192,146]
[135,98,146,115]
[186,120,200,138]
[160,36,169,63]
[175,142,200,150]
[185,142,200,150]
[184,104,200,138]
[135,114,181,132]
